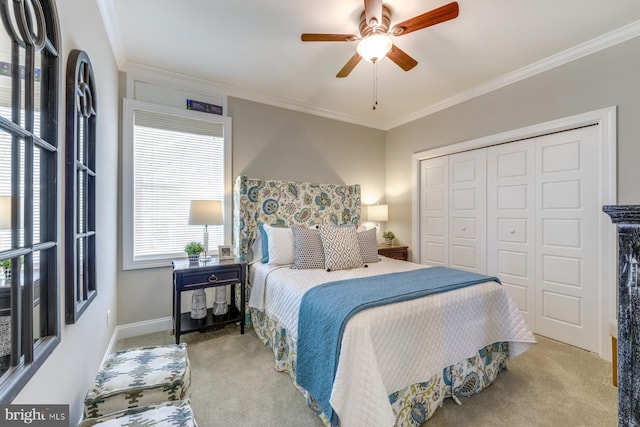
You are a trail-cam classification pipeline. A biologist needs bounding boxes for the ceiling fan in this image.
[301,1,459,78]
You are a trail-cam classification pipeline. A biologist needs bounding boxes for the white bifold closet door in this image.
[535,127,599,351]
[487,139,536,326]
[420,150,486,274]
[421,125,600,353]
[448,150,486,274]
[420,156,449,267]
[487,127,599,352]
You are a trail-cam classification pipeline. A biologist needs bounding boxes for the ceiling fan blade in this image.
[391,1,459,36]
[386,44,418,71]
[336,53,362,78]
[364,0,383,28]
[301,33,358,42]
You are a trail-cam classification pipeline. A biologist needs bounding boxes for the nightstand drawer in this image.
[378,245,409,261]
[180,269,241,290]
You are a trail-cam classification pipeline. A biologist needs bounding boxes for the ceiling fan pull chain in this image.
[373,62,378,110]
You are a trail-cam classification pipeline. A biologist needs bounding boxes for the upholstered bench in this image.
[84,343,191,419]
[79,399,197,427]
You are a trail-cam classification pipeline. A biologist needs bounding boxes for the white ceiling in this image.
[99,0,640,130]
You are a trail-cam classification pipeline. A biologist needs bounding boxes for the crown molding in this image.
[96,0,125,68]
[387,19,640,130]
[121,62,387,130]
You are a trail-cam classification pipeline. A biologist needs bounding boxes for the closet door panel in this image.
[535,127,599,353]
[419,157,448,266]
[487,140,536,325]
[449,150,487,274]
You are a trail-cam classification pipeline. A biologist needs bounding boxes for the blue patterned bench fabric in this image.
[84,344,191,419]
[79,399,197,426]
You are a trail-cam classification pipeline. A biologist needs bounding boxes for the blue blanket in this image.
[295,266,500,426]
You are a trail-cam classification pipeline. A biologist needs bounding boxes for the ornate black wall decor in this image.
[603,205,640,427]
[65,49,97,324]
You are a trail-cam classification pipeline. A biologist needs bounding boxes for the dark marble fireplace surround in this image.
[603,205,640,427]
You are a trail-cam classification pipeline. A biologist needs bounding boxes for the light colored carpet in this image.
[116,326,617,427]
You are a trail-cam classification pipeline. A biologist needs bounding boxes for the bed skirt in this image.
[249,307,509,427]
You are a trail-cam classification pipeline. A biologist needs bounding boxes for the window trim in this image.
[64,49,97,324]
[122,99,232,270]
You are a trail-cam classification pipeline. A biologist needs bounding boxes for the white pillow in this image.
[263,224,294,265]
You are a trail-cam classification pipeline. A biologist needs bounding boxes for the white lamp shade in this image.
[367,204,388,222]
[0,196,10,229]
[189,200,223,226]
[357,34,392,63]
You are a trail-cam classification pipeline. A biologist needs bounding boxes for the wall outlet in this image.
[106,309,111,327]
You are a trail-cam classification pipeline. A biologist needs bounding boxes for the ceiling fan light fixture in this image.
[357,34,392,63]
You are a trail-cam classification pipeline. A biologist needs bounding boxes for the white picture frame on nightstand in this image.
[218,245,233,260]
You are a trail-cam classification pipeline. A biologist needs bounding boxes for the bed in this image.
[233,175,536,427]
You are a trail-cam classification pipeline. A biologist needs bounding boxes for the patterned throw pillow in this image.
[320,224,363,271]
[358,227,380,263]
[291,225,325,269]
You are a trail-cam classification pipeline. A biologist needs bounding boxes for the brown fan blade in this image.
[386,44,418,71]
[336,53,362,78]
[390,1,459,36]
[301,33,358,42]
[364,0,383,28]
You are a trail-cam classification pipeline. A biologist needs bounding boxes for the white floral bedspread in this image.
[249,258,536,427]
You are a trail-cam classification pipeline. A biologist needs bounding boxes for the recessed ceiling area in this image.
[100,0,640,129]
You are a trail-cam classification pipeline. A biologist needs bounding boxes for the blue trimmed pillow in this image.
[258,223,269,263]
[262,224,294,265]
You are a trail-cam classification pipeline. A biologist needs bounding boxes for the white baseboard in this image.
[104,317,173,358]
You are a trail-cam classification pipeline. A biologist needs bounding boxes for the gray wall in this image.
[386,36,640,254]
[116,97,386,325]
[229,97,386,204]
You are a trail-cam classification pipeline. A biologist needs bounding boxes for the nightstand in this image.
[378,244,408,261]
[172,258,246,344]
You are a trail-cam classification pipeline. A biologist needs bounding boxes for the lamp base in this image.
[191,289,207,319]
[213,287,227,315]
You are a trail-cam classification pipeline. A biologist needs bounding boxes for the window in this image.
[123,99,232,270]
[65,49,97,324]
[0,0,61,401]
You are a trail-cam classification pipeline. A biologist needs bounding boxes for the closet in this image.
[419,126,600,353]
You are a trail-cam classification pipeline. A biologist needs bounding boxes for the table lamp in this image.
[367,204,388,228]
[188,200,223,261]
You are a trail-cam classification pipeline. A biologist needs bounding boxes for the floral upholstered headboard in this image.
[233,175,361,261]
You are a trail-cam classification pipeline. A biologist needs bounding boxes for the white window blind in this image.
[123,99,230,269]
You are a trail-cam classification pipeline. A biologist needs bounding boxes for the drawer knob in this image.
[461,227,467,231]
[509,229,515,234]
[208,274,219,282]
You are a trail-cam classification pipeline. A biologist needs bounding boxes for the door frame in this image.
[411,106,617,360]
